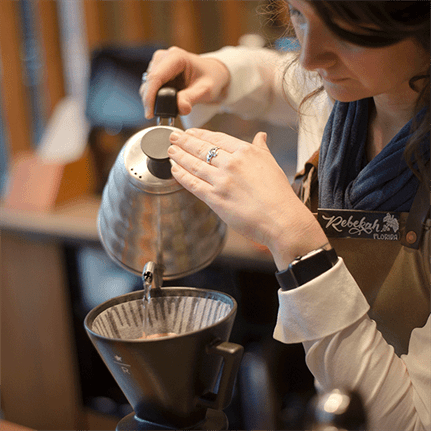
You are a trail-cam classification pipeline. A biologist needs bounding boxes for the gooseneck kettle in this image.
[97,86,227,281]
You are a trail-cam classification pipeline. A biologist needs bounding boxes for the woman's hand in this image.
[168,129,328,270]
[140,46,230,119]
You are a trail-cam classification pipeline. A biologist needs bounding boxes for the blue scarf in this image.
[318,98,429,212]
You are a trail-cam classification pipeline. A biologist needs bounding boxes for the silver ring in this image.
[206,147,219,164]
[142,72,149,83]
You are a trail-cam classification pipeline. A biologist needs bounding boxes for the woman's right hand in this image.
[140,46,231,119]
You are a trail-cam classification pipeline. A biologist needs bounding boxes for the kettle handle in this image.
[154,87,178,118]
[198,340,244,411]
[154,74,185,118]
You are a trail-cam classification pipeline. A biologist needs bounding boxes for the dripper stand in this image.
[117,406,228,431]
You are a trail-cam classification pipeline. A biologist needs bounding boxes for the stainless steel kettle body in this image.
[98,124,227,280]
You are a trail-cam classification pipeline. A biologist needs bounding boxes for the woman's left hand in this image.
[168,128,328,270]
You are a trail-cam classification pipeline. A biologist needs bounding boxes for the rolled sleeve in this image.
[273,258,370,344]
[402,315,431,430]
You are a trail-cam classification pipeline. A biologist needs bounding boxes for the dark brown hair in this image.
[276,1,430,181]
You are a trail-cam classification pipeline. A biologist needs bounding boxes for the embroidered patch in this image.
[318,209,401,240]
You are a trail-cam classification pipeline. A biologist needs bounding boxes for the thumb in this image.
[177,80,216,115]
[176,91,194,116]
[252,131,268,149]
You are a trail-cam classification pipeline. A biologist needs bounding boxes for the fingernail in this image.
[144,107,152,119]
[167,145,177,155]
[170,132,181,142]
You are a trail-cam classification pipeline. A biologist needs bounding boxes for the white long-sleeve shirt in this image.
[181,46,431,430]
[181,46,332,172]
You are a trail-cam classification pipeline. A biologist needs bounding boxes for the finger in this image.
[175,90,193,116]
[169,130,227,168]
[184,128,244,153]
[171,76,220,117]
[139,81,145,99]
[177,78,214,107]
[169,144,217,187]
[143,80,192,118]
[171,162,214,204]
[252,132,269,149]
[142,49,187,118]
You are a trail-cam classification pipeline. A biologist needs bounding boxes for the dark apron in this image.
[294,152,430,356]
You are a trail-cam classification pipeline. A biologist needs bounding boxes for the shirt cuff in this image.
[273,258,370,344]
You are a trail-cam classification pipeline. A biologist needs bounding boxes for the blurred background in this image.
[0,1,313,430]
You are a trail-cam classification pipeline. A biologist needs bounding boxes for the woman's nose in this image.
[299,24,337,71]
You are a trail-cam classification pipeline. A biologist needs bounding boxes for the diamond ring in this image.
[206,147,220,164]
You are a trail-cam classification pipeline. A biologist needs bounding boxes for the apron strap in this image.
[400,169,430,249]
[292,150,319,211]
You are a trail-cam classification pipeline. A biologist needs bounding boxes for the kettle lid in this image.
[123,126,182,194]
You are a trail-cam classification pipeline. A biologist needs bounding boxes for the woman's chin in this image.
[323,82,370,103]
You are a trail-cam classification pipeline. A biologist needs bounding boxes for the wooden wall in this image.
[0,2,276,429]
[0,0,265,160]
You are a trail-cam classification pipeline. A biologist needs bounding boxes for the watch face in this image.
[277,247,337,290]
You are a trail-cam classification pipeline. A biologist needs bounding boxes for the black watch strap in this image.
[276,246,338,291]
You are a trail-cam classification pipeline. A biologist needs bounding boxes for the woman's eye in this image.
[288,6,302,18]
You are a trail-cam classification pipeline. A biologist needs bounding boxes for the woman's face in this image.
[287,0,429,103]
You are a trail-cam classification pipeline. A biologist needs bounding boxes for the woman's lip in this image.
[322,75,349,83]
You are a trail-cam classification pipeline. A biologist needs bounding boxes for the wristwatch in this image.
[276,245,338,291]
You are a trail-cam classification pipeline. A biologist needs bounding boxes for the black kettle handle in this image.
[154,75,185,118]
[154,87,178,118]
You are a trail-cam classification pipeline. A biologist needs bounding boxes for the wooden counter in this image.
[0,195,274,265]
[0,420,34,431]
[0,195,274,430]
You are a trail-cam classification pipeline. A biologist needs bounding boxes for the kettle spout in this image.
[142,261,163,300]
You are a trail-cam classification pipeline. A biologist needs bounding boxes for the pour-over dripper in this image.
[84,287,243,430]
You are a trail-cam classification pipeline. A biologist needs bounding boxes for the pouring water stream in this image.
[141,264,153,338]
[141,261,176,339]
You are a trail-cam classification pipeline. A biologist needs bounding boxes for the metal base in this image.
[116,409,228,430]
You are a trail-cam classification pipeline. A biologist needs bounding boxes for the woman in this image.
[140,1,430,429]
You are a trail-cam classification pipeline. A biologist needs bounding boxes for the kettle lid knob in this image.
[141,128,173,180]
[140,85,182,180]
